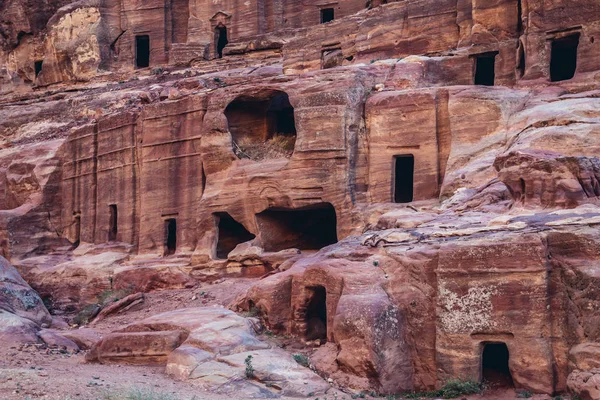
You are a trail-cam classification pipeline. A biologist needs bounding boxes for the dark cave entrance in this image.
[256,204,338,252]
[108,204,117,242]
[550,33,580,82]
[305,286,327,341]
[34,60,43,78]
[164,218,177,256]
[517,40,526,78]
[394,154,414,203]
[474,52,497,86]
[225,91,296,160]
[482,343,514,387]
[320,8,334,23]
[215,25,228,58]
[135,35,150,68]
[215,212,256,259]
[73,215,81,248]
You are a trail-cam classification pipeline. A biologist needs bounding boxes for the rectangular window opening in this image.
[550,33,580,82]
[108,205,118,242]
[321,8,334,24]
[394,155,414,203]
[135,35,150,68]
[164,218,177,256]
[474,53,497,86]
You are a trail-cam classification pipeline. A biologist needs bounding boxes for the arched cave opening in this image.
[164,218,177,256]
[225,91,296,161]
[305,286,327,341]
[215,212,256,259]
[482,343,514,388]
[256,203,338,252]
[550,33,580,82]
[215,25,228,58]
[394,154,414,203]
[135,35,150,68]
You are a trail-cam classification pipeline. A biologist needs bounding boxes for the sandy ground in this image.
[0,277,570,400]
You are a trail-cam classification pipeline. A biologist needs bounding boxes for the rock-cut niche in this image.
[256,203,338,252]
[481,342,514,387]
[214,212,256,259]
[225,90,297,161]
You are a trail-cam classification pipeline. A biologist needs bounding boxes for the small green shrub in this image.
[241,306,261,318]
[439,379,483,398]
[73,304,101,325]
[245,355,255,379]
[98,289,131,305]
[101,387,174,400]
[293,353,310,367]
[404,379,484,399]
[516,390,533,398]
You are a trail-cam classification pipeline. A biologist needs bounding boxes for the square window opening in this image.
[321,8,334,24]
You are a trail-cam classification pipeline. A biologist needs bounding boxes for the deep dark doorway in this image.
[108,204,117,242]
[73,215,81,248]
[394,155,414,203]
[135,35,150,68]
[305,286,327,341]
[482,343,514,387]
[550,34,579,82]
[215,26,228,58]
[474,53,497,86]
[215,213,256,259]
[320,8,334,23]
[256,204,338,252]
[34,60,43,78]
[164,219,177,256]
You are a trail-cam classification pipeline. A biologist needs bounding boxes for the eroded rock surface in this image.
[0,256,51,344]
[87,307,331,398]
[0,0,600,398]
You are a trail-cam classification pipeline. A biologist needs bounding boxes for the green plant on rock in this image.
[404,379,484,399]
[245,355,255,379]
[516,389,533,398]
[438,379,483,398]
[293,353,310,367]
[101,387,174,400]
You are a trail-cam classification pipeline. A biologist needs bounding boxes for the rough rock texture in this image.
[0,0,600,398]
[568,369,600,400]
[87,307,331,397]
[0,255,51,344]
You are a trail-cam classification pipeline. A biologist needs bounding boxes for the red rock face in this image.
[0,0,600,398]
